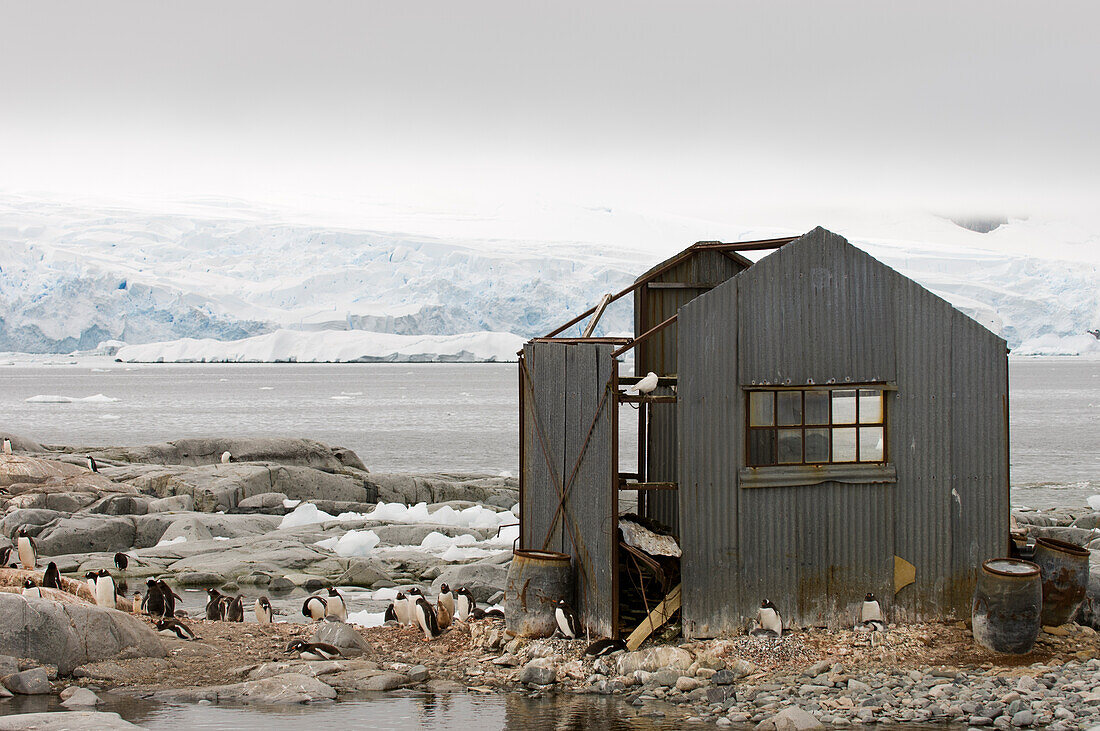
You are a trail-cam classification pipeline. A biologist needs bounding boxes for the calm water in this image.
[0,358,1097,506]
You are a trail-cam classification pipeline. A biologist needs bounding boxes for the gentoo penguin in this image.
[21,578,41,599]
[752,599,783,638]
[585,638,628,657]
[554,599,581,639]
[157,580,180,617]
[0,547,15,568]
[94,569,117,608]
[324,587,347,621]
[114,552,129,571]
[255,596,273,624]
[86,456,99,473]
[224,595,244,622]
[302,594,327,621]
[286,640,342,660]
[404,587,424,626]
[85,570,100,592]
[42,561,62,589]
[857,593,887,633]
[220,451,232,464]
[413,596,440,641]
[455,587,475,622]
[437,584,455,618]
[2,438,12,454]
[144,579,167,617]
[206,588,227,620]
[435,596,453,631]
[15,527,37,570]
[156,618,198,640]
[628,371,660,396]
[384,603,398,623]
[390,592,410,625]
[132,592,143,614]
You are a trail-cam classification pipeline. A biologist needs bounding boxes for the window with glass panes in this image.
[746,388,886,466]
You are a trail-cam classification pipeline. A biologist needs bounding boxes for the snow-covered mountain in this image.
[0,193,1097,359]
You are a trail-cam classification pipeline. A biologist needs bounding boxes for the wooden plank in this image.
[646,282,721,290]
[626,583,682,651]
[619,395,677,404]
[581,293,614,337]
[619,481,678,491]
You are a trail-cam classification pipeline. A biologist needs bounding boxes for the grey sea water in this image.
[0,358,1096,507]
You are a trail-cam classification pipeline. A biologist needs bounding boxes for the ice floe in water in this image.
[99,414,121,420]
[258,386,274,390]
[315,529,381,557]
[25,393,119,403]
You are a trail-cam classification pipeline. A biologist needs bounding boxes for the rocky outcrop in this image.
[369,473,517,509]
[85,437,358,471]
[0,712,142,730]
[0,593,165,675]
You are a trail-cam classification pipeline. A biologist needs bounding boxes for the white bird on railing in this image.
[628,372,659,395]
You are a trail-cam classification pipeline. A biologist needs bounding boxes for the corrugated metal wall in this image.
[678,227,1008,635]
[520,341,617,636]
[636,249,748,536]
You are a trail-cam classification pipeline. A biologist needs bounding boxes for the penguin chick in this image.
[384,603,398,623]
[324,587,347,621]
[156,618,198,640]
[554,599,581,639]
[435,597,452,630]
[404,587,424,626]
[302,594,327,621]
[751,599,783,638]
[255,596,273,624]
[132,592,143,614]
[286,640,342,660]
[455,587,475,622]
[414,596,440,640]
[21,578,41,599]
[42,561,62,590]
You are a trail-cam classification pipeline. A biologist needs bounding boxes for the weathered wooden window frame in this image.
[739,383,898,489]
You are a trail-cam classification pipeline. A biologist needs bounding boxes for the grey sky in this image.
[1,1,1096,218]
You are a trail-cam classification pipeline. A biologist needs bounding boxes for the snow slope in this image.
[0,192,1097,358]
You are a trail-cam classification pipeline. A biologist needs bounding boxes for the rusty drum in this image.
[504,549,573,638]
[1032,536,1090,627]
[972,558,1042,655]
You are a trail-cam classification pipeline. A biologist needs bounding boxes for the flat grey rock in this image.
[153,672,337,704]
[0,711,142,730]
[3,668,51,695]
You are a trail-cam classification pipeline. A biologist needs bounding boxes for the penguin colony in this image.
[370,583,505,642]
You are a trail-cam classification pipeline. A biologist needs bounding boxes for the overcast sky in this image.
[1,2,1096,220]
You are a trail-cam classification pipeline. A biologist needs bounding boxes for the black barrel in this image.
[504,549,573,638]
[1032,537,1090,626]
[972,558,1042,655]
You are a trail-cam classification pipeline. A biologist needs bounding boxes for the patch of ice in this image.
[259,386,274,390]
[420,531,454,550]
[362,501,514,530]
[1088,495,1100,511]
[319,529,381,557]
[485,524,520,548]
[282,499,301,509]
[499,470,513,478]
[330,395,352,400]
[347,610,387,628]
[156,536,187,547]
[279,502,335,528]
[99,414,121,420]
[341,391,363,396]
[25,393,120,403]
[372,587,399,602]
[214,536,231,541]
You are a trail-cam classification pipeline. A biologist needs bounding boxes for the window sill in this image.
[739,463,897,489]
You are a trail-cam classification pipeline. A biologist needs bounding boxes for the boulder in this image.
[0,455,87,487]
[236,492,290,511]
[311,621,371,654]
[0,712,142,730]
[60,687,103,707]
[757,707,825,731]
[1075,513,1100,530]
[431,554,510,603]
[3,667,51,694]
[350,671,406,691]
[152,672,337,704]
[519,659,557,685]
[86,494,152,516]
[0,592,166,675]
[147,494,194,512]
[617,646,694,675]
[160,516,214,543]
[0,509,66,536]
[34,516,136,555]
[1026,525,1098,547]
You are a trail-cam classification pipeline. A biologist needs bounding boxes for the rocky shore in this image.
[2,432,1100,729]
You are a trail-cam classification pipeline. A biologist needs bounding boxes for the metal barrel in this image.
[504,549,573,638]
[972,558,1042,655]
[1032,537,1091,627]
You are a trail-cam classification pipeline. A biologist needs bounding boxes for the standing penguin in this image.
[437,584,455,618]
[554,599,581,639]
[858,592,886,632]
[144,579,167,617]
[389,592,409,625]
[404,588,424,626]
[455,587,475,622]
[2,438,12,454]
[224,595,244,622]
[94,569,117,608]
[85,571,100,591]
[114,552,129,571]
[15,527,37,570]
[302,594,327,621]
[324,587,347,621]
[255,596,273,624]
[206,589,226,620]
[752,599,783,638]
[220,451,232,464]
[0,547,15,568]
[42,561,62,590]
[86,456,99,473]
[132,592,143,614]
[22,578,41,599]
[156,580,180,617]
[413,596,440,641]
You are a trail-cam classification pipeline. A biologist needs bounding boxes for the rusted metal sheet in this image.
[677,227,1008,635]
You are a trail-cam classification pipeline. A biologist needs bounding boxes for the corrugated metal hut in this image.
[518,226,1009,641]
